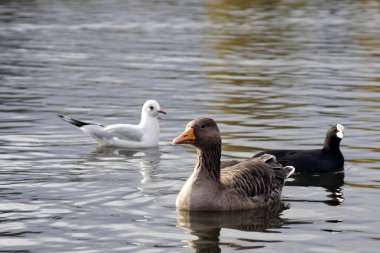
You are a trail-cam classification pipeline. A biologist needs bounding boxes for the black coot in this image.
[253,124,344,174]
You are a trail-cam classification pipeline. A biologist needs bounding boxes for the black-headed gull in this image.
[58,100,166,148]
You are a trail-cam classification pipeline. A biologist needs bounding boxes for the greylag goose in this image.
[253,124,344,174]
[58,100,166,148]
[172,117,294,211]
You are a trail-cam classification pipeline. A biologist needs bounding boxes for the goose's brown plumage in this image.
[173,118,294,211]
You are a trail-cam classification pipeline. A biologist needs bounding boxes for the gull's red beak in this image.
[158,109,166,114]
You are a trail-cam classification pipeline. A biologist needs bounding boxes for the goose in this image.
[172,117,294,211]
[253,124,344,174]
[58,100,166,148]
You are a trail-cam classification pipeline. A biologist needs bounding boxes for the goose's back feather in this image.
[220,160,240,169]
[217,155,294,210]
[221,161,277,199]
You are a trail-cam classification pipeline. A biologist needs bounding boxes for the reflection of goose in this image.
[172,118,294,211]
[177,204,287,252]
[58,100,166,148]
[91,146,161,184]
[253,124,345,174]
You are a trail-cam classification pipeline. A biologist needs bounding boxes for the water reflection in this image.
[89,146,161,184]
[1,0,380,251]
[177,204,289,252]
[286,171,345,206]
[287,171,344,189]
[91,146,159,157]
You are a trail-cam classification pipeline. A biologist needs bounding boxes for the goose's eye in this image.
[149,106,154,110]
[200,125,205,129]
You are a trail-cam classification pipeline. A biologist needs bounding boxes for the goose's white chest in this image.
[176,172,222,211]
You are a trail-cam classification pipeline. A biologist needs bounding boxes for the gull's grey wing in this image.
[105,125,143,142]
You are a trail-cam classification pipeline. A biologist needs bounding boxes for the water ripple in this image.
[1,0,380,252]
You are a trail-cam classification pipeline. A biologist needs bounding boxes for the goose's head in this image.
[173,118,221,150]
[142,100,166,118]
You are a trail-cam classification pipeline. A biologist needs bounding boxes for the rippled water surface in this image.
[1,0,380,252]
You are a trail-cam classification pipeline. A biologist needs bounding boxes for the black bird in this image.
[253,124,345,174]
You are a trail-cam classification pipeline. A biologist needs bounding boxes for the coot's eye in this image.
[200,125,205,129]
[149,106,154,110]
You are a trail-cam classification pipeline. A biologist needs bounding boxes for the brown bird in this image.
[172,117,294,211]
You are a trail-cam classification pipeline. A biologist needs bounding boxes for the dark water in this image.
[1,0,380,252]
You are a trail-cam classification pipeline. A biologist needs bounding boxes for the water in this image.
[1,0,380,252]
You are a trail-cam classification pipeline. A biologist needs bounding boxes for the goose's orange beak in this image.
[172,127,195,145]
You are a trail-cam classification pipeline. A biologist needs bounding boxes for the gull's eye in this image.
[149,106,154,110]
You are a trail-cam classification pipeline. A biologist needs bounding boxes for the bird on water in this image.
[253,124,345,174]
[58,100,166,149]
[172,117,294,211]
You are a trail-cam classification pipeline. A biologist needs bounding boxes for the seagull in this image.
[58,100,166,148]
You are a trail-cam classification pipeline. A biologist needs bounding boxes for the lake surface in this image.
[1,0,380,252]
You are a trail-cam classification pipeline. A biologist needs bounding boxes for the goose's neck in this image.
[195,144,221,181]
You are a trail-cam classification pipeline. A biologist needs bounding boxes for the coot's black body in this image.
[253,124,344,174]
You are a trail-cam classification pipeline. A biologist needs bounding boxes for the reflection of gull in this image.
[91,146,161,184]
[58,100,166,148]
[285,171,345,206]
[177,204,291,252]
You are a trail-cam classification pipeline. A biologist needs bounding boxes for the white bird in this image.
[58,100,166,148]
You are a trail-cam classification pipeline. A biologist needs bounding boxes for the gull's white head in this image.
[142,100,166,118]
